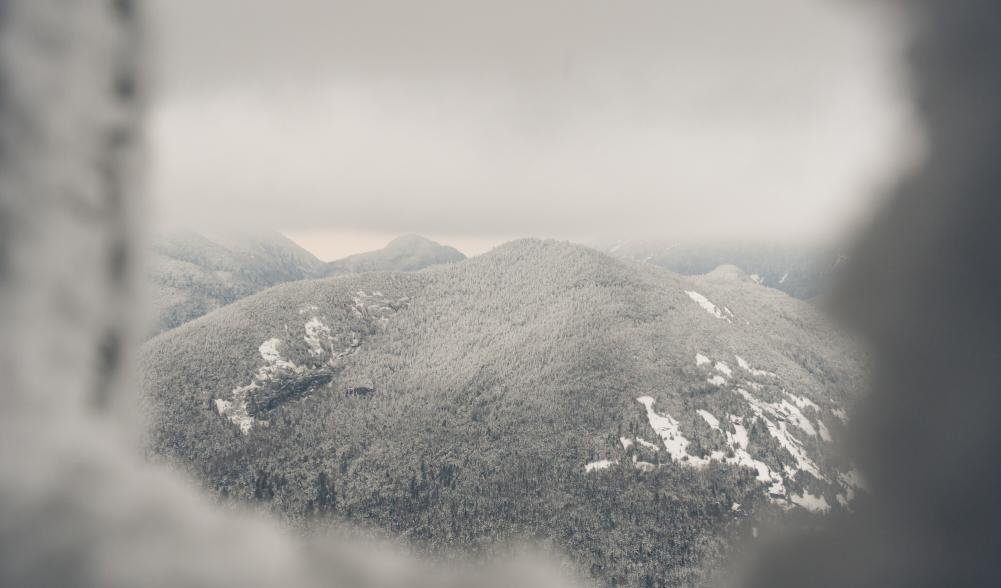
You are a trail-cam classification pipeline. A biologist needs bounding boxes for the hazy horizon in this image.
[278,229,845,262]
[148,0,924,260]
[282,228,513,261]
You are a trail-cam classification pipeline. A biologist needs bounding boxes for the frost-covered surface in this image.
[735,355,778,378]
[790,493,831,513]
[0,3,445,586]
[834,469,866,508]
[818,420,832,442]
[697,410,720,429]
[707,375,728,386]
[585,460,615,473]
[735,388,820,477]
[685,291,733,322]
[632,348,859,510]
[303,317,332,357]
[215,293,411,433]
[637,397,788,499]
[635,437,661,452]
[351,290,410,325]
[839,469,864,490]
[837,469,866,505]
[786,392,820,412]
[258,338,286,365]
[637,396,695,463]
[215,339,304,432]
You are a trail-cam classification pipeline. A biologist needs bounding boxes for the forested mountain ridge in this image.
[141,239,863,586]
[146,231,464,336]
[146,229,327,335]
[594,240,846,300]
[324,233,465,274]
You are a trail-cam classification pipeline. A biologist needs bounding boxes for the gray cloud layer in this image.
[149,0,921,245]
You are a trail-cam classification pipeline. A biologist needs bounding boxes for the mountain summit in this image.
[142,239,863,585]
[324,234,465,275]
[147,232,466,335]
[146,229,326,335]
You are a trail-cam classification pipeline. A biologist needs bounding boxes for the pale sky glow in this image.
[282,228,519,261]
[149,0,922,259]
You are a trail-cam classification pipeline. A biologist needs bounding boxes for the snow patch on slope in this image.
[685,290,733,322]
[735,355,778,378]
[303,317,332,357]
[636,437,660,452]
[786,391,820,412]
[735,388,821,478]
[790,493,830,513]
[697,410,720,429]
[707,375,728,386]
[585,460,615,473]
[838,469,866,504]
[638,397,788,499]
[215,338,304,433]
[216,295,412,434]
[632,456,657,472]
[598,352,846,511]
[258,338,284,364]
[352,290,409,325]
[637,396,696,463]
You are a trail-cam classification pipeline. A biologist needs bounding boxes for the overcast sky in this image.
[148,0,921,260]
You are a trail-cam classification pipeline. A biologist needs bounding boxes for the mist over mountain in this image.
[146,229,327,335]
[142,239,863,585]
[147,232,465,335]
[594,241,846,301]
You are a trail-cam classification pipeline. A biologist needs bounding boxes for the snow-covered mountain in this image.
[324,234,465,275]
[141,239,864,585]
[146,229,327,335]
[146,232,464,335]
[594,241,846,301]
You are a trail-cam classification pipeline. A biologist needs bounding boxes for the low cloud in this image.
[149,0,922,246]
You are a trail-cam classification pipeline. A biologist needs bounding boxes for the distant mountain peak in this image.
[325,234,465,275]
[146,228,326,335]
[481,237,590,258]
[385,233,440,249]
[705,264,752,282]
[596,240,843,300]
[474,239,619,273]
